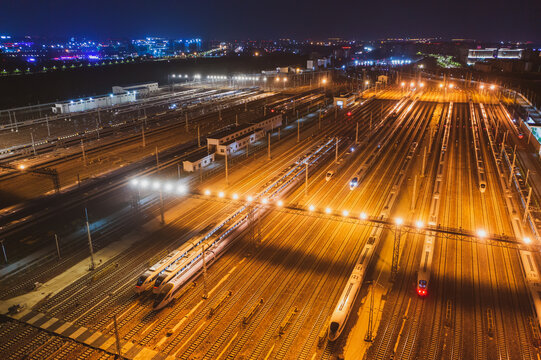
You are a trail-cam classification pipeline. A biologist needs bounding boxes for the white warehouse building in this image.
[52,92,137,114]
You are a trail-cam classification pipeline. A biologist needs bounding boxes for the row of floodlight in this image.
[129,178,533,244]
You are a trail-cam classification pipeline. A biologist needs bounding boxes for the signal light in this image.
[347,111,352,116]
[417,288,427,296]
[271,109,275,113]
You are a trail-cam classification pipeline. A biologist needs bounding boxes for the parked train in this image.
[348,98,415,191]
[328,139,421,342]
[469,101,487,193]
[153,137,338,310]
[135,250,181,293]
[417,103,452,297]
[328,234,377,341]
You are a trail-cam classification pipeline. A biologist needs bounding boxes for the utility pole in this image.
[141,125,146,147]
[155,146,160,171]
[31,132,36,156]
[45,115,50,137]
[84,208,95,271]
[523,187,532,223]
[235,114,239,126]
[225,150,229,185]
[185,113,189,131]
[355,122,359,144]
[369,112,373,139]
[202,244,208,299]
[422,147,427,176]
[0,240,7,264]
[305,162,309,196]
[391,225,401,282]
[411,175,417,211]
[267,133,271,160]
[81,139,86,166]
[335,138,338,163]
[278,128,281,140]
[54,234,61,260]
[198,126,201,148]
[297,121,300,143]
[508,146,516,187]
[113,314,122,359]
[177,164,181,179]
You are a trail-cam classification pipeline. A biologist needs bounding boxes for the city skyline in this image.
[1,0,539,41]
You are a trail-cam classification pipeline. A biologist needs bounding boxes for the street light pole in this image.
[267,133,271,160]
[55,234,61,260]
[0,240,7,264]
[225,150,229,186]
[84,207,95,271]
[305,162,309,196]
[391,223,401,282]
[141,125,146,148]
[335,138,338,163]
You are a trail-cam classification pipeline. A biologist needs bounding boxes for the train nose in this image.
[328,321,339,341]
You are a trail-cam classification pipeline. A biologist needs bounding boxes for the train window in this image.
[136,275,147,286]
[418,280,427,288]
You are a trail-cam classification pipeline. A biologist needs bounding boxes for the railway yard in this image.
[1,75,541,360]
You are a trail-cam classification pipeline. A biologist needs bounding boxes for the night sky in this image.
[1,0,539,41]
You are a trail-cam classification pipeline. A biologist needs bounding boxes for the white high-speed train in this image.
[328,235,376,341]
[152,239,199,294]
[152,137,338,310]
[135,250,181,294]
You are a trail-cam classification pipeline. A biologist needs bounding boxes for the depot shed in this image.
[183,151,215,172]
